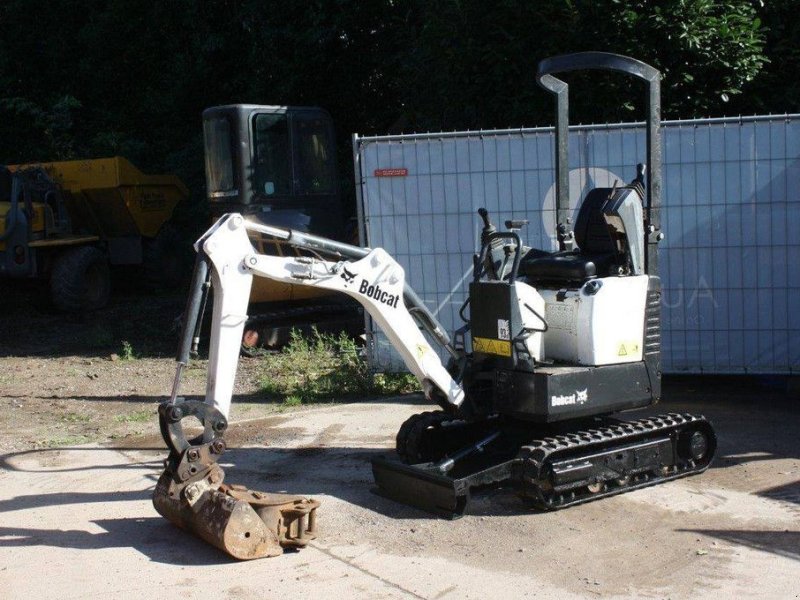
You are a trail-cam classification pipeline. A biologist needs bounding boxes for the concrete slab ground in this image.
[1,381,798,599]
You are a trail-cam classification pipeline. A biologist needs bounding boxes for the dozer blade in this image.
[153,469,319,560]
[372,457,468,518]
[372,428,515,518]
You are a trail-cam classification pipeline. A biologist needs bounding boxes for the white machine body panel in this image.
[516,282,546,362]
[540,275,648,366]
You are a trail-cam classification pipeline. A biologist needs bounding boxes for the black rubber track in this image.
[517,413,716,511]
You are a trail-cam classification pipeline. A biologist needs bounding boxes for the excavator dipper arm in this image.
[153,213,465,559]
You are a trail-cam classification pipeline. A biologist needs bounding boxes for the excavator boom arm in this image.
[195,213,464,419]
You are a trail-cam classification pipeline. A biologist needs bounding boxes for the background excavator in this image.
[202,105,360,349]
[152,53,716,559]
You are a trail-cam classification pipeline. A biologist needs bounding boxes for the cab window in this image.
[253,113,292,196]
[294,114,336,195]
[203,117,236,194]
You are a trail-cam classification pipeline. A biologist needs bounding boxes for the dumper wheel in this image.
[50,245,111,311]
[143,224,191,287]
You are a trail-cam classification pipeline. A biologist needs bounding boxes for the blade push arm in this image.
[198,213,465,419]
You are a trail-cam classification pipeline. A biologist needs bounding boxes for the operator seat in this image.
[519,187,626,284]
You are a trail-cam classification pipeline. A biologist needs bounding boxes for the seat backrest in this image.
[574,188,616,254]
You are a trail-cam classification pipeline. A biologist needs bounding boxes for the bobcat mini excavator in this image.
[152,53,716,559]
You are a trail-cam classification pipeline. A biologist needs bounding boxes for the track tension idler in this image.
[152,398,320,560]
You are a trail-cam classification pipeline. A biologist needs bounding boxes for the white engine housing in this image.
[540,275,648,366]
[516,282,546,363]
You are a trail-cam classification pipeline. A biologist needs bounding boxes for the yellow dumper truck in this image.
[0,157,188,311]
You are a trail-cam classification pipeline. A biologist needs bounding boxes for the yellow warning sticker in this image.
[473,337,512,357]
[618,342,640,357]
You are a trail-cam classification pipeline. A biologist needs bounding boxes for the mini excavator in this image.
[153,53,716,559]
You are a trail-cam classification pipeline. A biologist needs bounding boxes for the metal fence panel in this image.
[355,115,800,374]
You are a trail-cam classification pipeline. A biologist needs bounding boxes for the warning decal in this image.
[617,342,640,357]
[473,337,512,357]
[497,319,510,341]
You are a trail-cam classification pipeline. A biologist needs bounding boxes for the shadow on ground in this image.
[680,529,800,561]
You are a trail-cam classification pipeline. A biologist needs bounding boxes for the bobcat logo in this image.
[551,388,590,407]
[340,267,357,287]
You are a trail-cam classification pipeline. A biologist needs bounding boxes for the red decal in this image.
[374,168,408,177]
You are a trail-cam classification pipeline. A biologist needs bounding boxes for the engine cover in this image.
[539,275,648,366]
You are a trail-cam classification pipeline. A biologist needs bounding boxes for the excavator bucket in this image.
[153,469,319,560]
[153,399,320,560]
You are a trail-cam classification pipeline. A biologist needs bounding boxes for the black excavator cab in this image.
[202,105,344,241]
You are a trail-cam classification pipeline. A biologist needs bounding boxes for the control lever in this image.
[478,207,496,243]
[477,208,504,280]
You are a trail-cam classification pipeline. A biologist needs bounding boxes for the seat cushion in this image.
[519,254,596,281]
[519,252,616,282]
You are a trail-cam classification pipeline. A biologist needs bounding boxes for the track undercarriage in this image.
[372,410,716,518]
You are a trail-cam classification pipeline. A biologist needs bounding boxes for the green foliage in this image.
[258,329,421,404]
[60,412,91,423]
[36,434,91,448]
[114,409,152,423]
[728,0,800,114]
[400,0,768,127]
[120,340,136,361]
[0,0,785,233]
[0,95,82,159]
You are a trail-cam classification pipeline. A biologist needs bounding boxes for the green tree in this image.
[397,0,767,130]
[0,0,777,235]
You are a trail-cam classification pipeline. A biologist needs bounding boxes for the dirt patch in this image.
[0,283,319,452]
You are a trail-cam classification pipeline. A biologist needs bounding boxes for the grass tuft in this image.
[120,340,136,360]
[257,328,421,405]
[114,409,152,423]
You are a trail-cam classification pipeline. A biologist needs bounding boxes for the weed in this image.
[115,409,151,423]
[37,434,91,448]
[258,328,420,405]
[283,395,303,407]
[120,340,136,360]
[373,372,421,395]
[60,412,91,423]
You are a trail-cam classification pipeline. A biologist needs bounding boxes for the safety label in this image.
[497,319,510,340]
[473,337,511,357]
[617,342,641,357]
